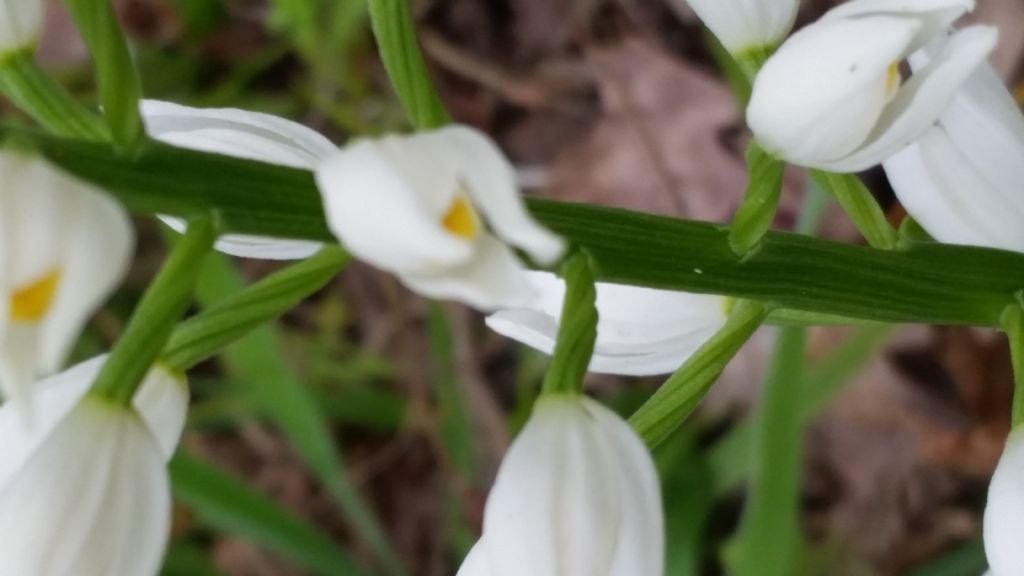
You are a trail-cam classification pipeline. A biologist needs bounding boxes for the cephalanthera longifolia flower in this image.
[747,0,996,173]
[142,100,336,260]
[884,62,1024,252]
[0,153,133,401]
[688,0,798,55]
[0,356,188,576]
[457,396,664,576]
[486,271,729,376]
[0,0,43,54]
[984,429,1024,576]
[316,126,565,310]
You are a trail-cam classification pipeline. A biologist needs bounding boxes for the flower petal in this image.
[436,126,565,265]
[823,0,974,53]
[688,0,798,54]
[455,542,493,576]
[0,0,43,52]
[984,429,1024,576]
[820,25,997,172]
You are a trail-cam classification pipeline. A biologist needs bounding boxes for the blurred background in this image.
[11,0,1024,574]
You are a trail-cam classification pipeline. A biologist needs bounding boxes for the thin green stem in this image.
[0,51,107,140]
[91,216,217,405]
[541,251,598,397]
[162,245,350,372]
[812,170,898,250]
[630,300,770,448]
[729,142,786,256]
[1001,297,1024,428]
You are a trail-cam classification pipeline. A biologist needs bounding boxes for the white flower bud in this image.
[486,271,729,376]
[747,0,995,172]
[0,0,43,55]
[0,153,133,402]
[0,356,188,576]
[456,395,664,576]
[316,126,565,310]
[687,0,799,55]
[984,429,1024,576]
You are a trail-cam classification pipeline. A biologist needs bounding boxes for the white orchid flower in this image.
[316,125,565,310]
[747,0,996,172]
[984,429,1024,576]
[0,356,188,575]
[687,0,799,55]
[884,62,1024,252]
[0,153,133,402]
[456,395,664,576]
[486,271,729,376]
[142,100,336,260]
[0,0,43,55]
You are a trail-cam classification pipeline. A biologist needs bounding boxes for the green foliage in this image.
[729,142,785,255]
[542,252,599,396]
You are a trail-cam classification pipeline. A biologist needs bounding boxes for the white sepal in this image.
[0,153,133,402]
[687,0,798,54]
[747,0,994,172]
[316,126,565,311]
[458,395,664,576]
[984,429,1024,576]
[486,272,729,376]
[142,100,334,260]
[0,0,43,54]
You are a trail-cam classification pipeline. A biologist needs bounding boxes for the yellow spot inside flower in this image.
[442,195,479,239]
[10,269,60,323]
[886,62,902,97]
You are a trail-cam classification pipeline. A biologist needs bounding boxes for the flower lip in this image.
[9,269,60,323]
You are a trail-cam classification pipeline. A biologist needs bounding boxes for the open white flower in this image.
[0,0,43,55]
[316,126,565,310]
[0,153,133,402]
[884,63,1024,252]
[142,100,336,260]
[688,0,798,55]
[984,429,1024,576]
[486,271,729,376]
[0,357,188,576]
[457,395,664,576]
[747,0,995,173]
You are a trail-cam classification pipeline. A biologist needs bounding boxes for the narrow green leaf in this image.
[427,302,476,478]
[542,252,598,396]
[161,543,224,576]
[62,0,144,148]
[367,0,450,130]
[729,142,785,255]
[170,454,367,576]
[1000,298,1024,427]
[908,540,987,576]
[0,52,108,140]
[812,170,898,250]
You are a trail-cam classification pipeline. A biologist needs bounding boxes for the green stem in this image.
[630,299,770,448]
[729,142,786,256]
[162,245,350,372]
[63,0,144,149]
[1001,298,1024,428]
[0,51,108,140]
[811,170,898,250]
[91,216,216,405]
[541,251,598,397]
[734,325,806,576]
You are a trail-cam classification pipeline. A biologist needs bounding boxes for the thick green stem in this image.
[812,170,898,250]
[162,245,350,372]
[91,216,216,405]
[630,300,770,448]
[1001,298,1024,428]
[0,52,108,140]
[729,142,786,256]
[541,251,599,397]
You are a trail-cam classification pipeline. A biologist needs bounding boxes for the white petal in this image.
[687,0,798,54]
[0,400,169,576]
[455,542,493,576]
[0,0,43,52]
[486,272,729,376]
[821,25,997,172]
[823,0,974,53]
[436,126,565,265]
[132,364,190,460]
[748,16,919,166]
[984,429,1024,576]
[142,100,331,260]
[482,397,623,576]
[402,234,535,311]
[317,140,474,274]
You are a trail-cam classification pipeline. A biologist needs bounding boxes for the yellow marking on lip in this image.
[442,195,479,239]
[10,269,61,322]
[886,62,902,97]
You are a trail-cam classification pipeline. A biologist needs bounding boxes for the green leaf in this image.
[812,170,898,250]
[367,0,450,130]
[908,540,987,576]
[170,454,368,576]
[9,128,1024,328]
[729,142,785,255]
[161,543,224,576]
[0,52,108,140]
[62,0,144,148]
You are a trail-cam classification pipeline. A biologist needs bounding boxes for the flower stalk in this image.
[540,251,598,396]
[811,170,898,250]
[1001,297,1024,429]
[91,216,217,405]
